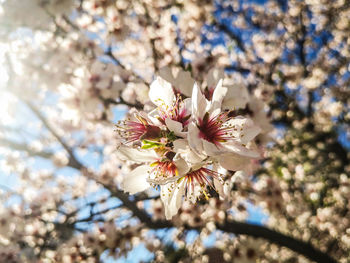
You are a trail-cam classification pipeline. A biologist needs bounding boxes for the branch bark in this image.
[217,221,337,263]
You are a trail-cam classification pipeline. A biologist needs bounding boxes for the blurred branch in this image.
[142,2,159,71]
[298,12,307,77]
[217,221,337,263]
[74,204,122,223]
[213,20,246,52]
[82,168,172,229]
[0,138,53,159]
[24,102,84,170]
[17,99,164,230]
[101,96,144,111]
[225,65,251,74]
[72,167,338,263]
[104,47,150,86]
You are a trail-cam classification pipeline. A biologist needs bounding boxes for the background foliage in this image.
[0,0,349,262]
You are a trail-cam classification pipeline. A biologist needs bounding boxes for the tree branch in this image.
[217,220,337,263]
[0,138,53,159]
[213,20,246,53]
[24,101,83,170]
[104,47,150,86]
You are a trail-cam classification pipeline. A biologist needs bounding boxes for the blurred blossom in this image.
[0,0,348,262]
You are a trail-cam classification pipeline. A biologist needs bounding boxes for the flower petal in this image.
[222,141,260,158]
[227,117,261,144]
[174,155,190,176]
[149,76,175,107]
[158,67,175,83]
[175,70,195,97]
[173,139,205,164]
[165,118,186,137]
[206,68,224,90]
[187,122,204,156]
[161,179,186,220]
[218,153,251,171]
[209,79,227,116]
[222,82,250,110]
[122,165,151,194]
[116,146,158,163]
[181,98,192,115]
[203,140,222,156]
[191,82,208,121]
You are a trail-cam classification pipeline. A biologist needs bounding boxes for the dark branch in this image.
[217,221,337,263]
[104,47,150,86]
[214,21,246,52]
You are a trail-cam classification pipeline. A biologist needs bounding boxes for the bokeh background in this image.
[0,0,349,262]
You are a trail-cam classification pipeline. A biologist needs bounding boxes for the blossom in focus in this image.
[116,70,264,219]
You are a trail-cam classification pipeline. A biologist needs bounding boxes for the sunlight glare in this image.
[0,44,14,126]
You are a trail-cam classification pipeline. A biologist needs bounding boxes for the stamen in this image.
[149,160,179,184]
[198,112,241,146]
[115,115,161,144]
[180,167,224,202]
[157,95,190,127]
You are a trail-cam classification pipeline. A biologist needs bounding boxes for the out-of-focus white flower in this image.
[158,67,195,97]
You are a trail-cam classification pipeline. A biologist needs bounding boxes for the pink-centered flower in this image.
[180,167,223,198]
[157,95,191,127]
[116,147,189,194]
[197,112,235,147]
[149,159,179,183]
[161,166,224,219]
[149,76,192,137]
[188,81,261,159]
[115,114,161,144]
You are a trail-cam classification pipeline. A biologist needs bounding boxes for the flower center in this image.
[158,95,190,127]
[151,160,178,181]
[181,167,224,201]
[116,115,161,144]
[198,112,235,146]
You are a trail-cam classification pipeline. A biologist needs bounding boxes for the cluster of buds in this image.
[116,69,263,219]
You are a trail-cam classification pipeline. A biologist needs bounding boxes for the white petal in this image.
[240,123,261,144]
[122,165,151,194]
[165,118,186,137]
[180,98,192,115]
[203,140,222,156]
[174,155,190,175]
[222,83,250,110]
[218,153,251,171]
[161,179,186,220]
[191,82,208,121]
[206,68,224,90]
[147,109,163,126]
[213,164,230,198]
[209,79,227,116]
[116,146,158,163]
[175,70,195,97]
[158,67,175,83]
[227,117,261,144]
[213,178,225,199]
[187,123,204,155]
[149,77,175,107]
[222,141,260,158]
[173,139,205,164]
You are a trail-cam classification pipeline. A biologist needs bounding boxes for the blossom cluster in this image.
[116,68,263,219]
